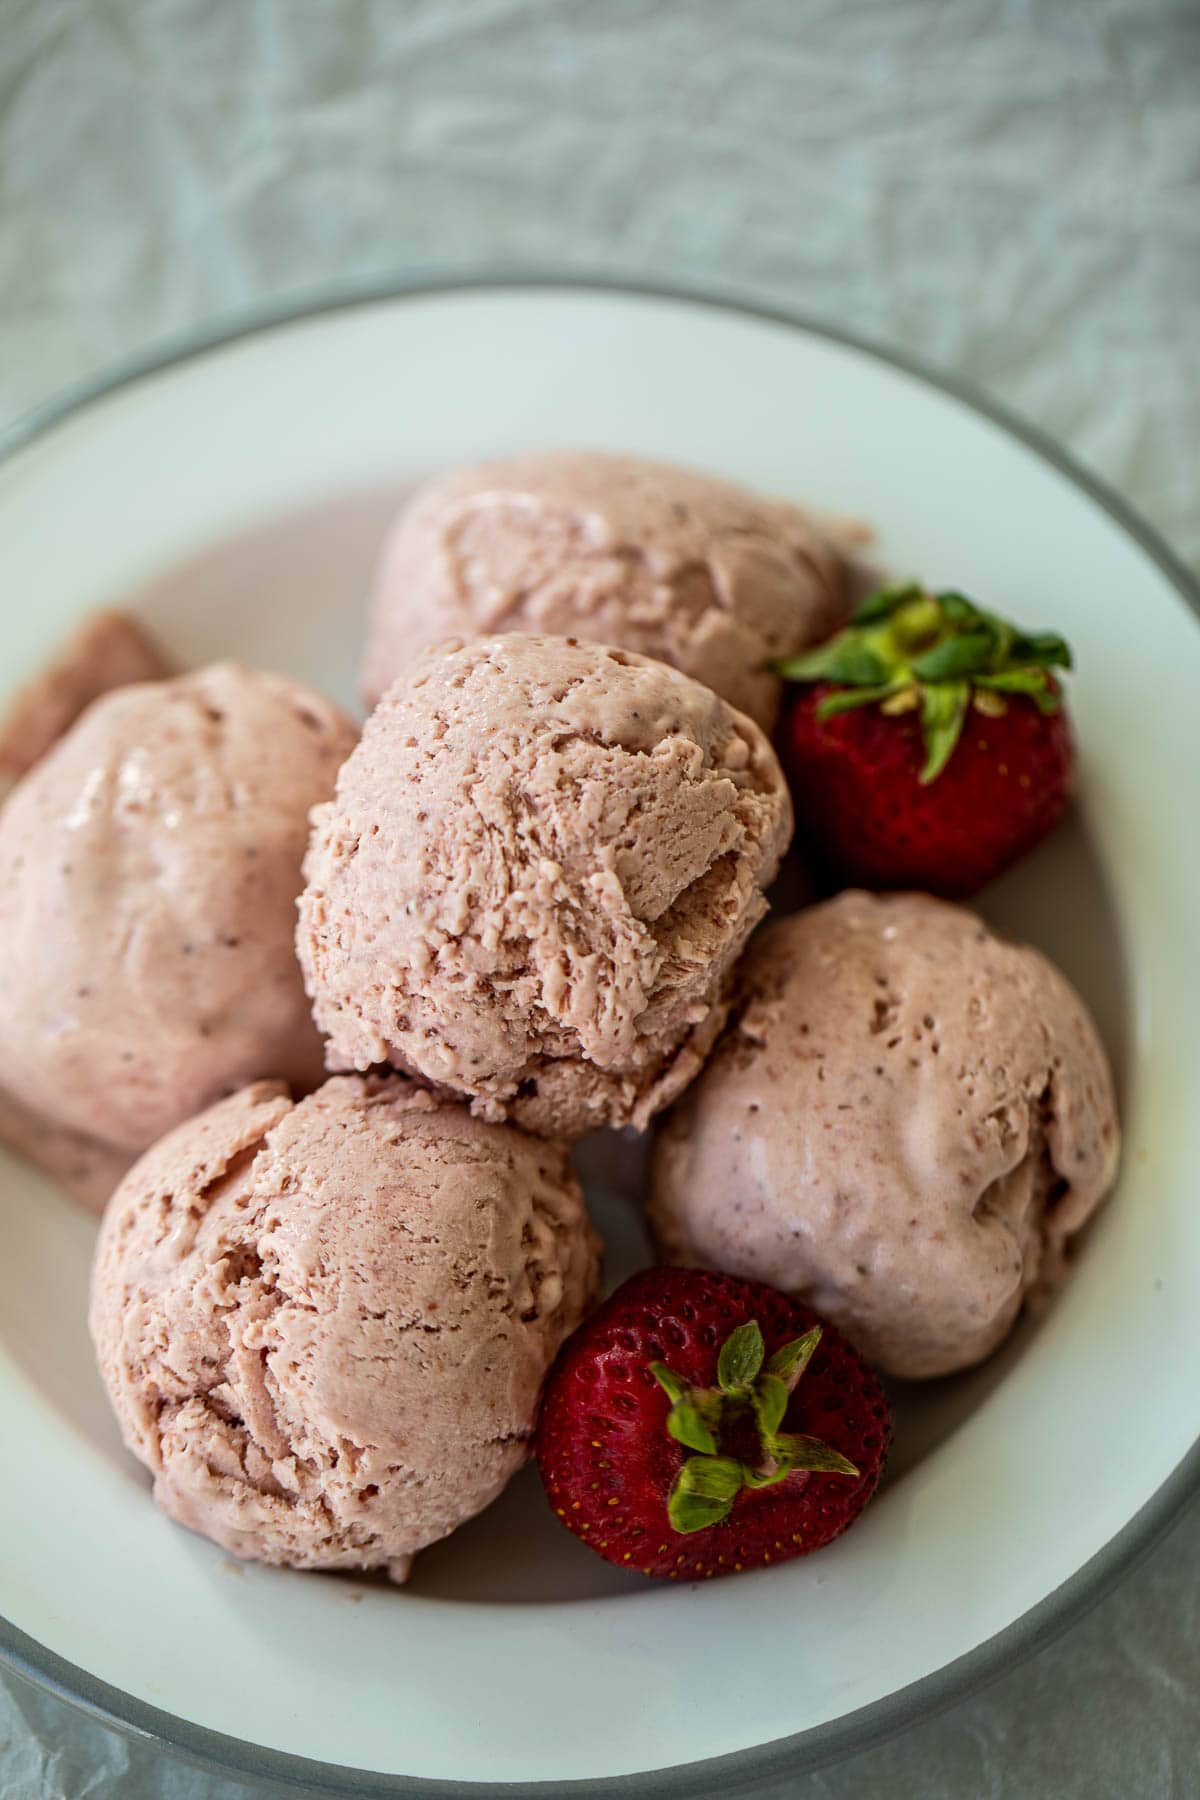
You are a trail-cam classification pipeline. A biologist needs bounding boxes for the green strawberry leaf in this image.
[851,582,922,625]
[649,1362,687,1405]
[974,669,1062,713]
[772,638,889,687]
[752,1373,789,1439]
[765,1325,822,1390]
[888,593,943,651]
[918,680,969,784]
[667,1455,744,1533]
[910,629,997,681]
[935,590,984,627]
[667,1489,734,1532]
[682,1456,744,1498]
[815,681,903,720]
[1009,631,1072,669]
[666,1399,719,1456]
[717,1320,765,1392]
[772,1432,860,1478]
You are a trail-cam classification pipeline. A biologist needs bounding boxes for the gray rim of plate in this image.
[1,270,1198,1800]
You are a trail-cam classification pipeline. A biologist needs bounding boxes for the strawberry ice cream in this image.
[0,663,356,1156]
[299,633,793,1138]
[0,608,171,804]
[360,452,847,731]
[90,1076,600,1580]
[0,608,174,1209]
[649,891,1120,1378]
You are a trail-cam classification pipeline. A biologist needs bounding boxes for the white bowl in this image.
[1,279,1197,1797]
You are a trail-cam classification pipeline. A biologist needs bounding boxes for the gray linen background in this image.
[1,2,1198,1795]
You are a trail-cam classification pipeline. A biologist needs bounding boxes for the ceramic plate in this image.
[1,279,1198,1797]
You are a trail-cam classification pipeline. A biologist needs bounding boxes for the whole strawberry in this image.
[536,1267,890,1581]
[775,584,1075,898]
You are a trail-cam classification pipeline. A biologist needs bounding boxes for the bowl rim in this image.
[1,269,1197,1799]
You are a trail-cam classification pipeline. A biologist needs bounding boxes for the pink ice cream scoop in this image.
[649,891,1120,1379]
[89,1076,600,1581]
[0,608,173,1209]
[0,608,172,804]
[0,663,356,1154]
[299,633,793,1139]
[360,451,847,732]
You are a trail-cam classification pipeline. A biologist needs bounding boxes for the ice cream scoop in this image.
[360,451,846,731]
[648,891,1120,1379]
[0,608,174,1208]
[299,633,793,1138]
[89,1076,600,1581]
[0,608,171,805]
[0,663,356,1154]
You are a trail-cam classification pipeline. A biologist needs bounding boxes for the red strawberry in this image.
[536,1267,890,1581]
[775,584,1075,898]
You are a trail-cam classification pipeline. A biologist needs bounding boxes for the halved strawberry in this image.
[775,583,1075,898]
[536,1267,890,1581]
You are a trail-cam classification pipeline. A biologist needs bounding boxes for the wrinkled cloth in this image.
[2,0,1197,573]
[2,0,1198,1795]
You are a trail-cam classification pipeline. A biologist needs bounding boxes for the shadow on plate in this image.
[119,483,409,714]
[0,1160,131,1468]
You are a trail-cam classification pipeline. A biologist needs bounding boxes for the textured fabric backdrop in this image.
[2,1,1199,1795]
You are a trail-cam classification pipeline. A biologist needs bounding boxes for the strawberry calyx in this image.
[650,1319,859,1534]
[772,584,1073,784]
